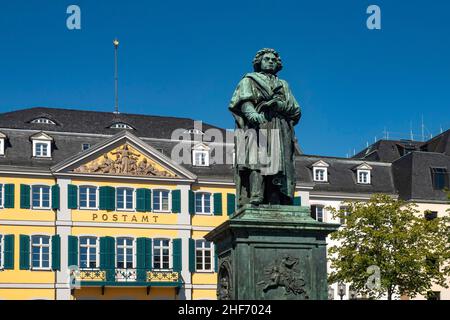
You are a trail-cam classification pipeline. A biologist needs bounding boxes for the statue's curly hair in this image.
[252,48,283,73]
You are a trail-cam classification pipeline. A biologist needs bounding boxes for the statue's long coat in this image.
[229,72,301,202]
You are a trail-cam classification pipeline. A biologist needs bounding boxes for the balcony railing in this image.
[72,268,181,287]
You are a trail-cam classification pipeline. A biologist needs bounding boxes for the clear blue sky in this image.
[0,0,449,157]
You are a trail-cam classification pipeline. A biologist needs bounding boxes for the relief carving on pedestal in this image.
[217,257,233,300]
[257,254,309,298]
[73,144,177,178]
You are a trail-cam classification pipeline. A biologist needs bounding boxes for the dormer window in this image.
[0,132,6,156]
[312,160,329,182]
[356,163,372,184]
[184,129,204,135]
[110,123,133,130]
[30,132,53,158]
[31,118,56,125]
[192,143,210,167]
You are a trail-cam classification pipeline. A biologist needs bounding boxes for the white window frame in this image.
[357,169,371,184]
[115,237,136,269]
[0,235,4,269]
[30,235,51,270]
[79,236,99,269]
[313,167,328,182]
[0,138,4,156]
[116,187,135,211]
[195,240,213,272]
[195,192,212,215]
[78,186,98,210]
[312,205,325,222]
[152,238,172,271]
[193,150,209,167]
[33,140,51,158]
[31,185,51,210]
[152,189,171,213]
[0,184,3,209]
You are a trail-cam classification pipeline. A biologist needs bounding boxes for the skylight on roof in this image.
[31,118,56,125]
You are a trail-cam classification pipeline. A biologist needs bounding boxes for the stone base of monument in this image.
[205,204,339,300]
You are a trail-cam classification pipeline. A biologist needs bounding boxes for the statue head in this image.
[252,48,283,74]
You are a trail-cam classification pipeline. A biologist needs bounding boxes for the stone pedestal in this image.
[205,205,339,300]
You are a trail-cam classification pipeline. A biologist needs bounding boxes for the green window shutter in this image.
[293,196,301,206]
[51,235,61,271]
[136,189,146,212]
[213,193,223,216]
[19,235,30,270]
[4,184,15,208]
[145,238,152,270]
[107,187,116,211]
[68,236,78,267]
[145,189,152,212]
[20,184,30,209]
[227,193,236,216]
[189,238,196,273]
[100,236,115,281]
[99,186,115,211]
[171,190,181,213]
[188,190,195,215]
[67,185,78,209]
[51,185,60,210]
[3,234,15,269]
[172,238,182,272]
[99,186,106,210]
[136,237,147,281]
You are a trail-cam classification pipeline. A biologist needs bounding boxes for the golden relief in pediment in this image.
[73,144,177,178]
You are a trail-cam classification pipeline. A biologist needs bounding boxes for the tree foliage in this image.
[328,194,450,300]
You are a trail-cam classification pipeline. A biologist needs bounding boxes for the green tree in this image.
[328,194,450,300]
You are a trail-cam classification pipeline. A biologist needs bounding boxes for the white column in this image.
[177,183,192,299]
[55,178,72,300]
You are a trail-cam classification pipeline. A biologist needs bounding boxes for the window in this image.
[110,123,133,130]
[33,141,51,158]
[339,206,349,225]
[357,170,371,184]
[79,186,97,209]
[195,192,212,214]
[0,138,4,156]
[117,187,134,210]
[314,168,327,182]
[310,205,324,222]
[153,238,170,270]
[424,211,438,221]
[431,168,448,190]
[31,118,55,125]
[82,143,91,151]
[195,240,213,271]
[79,236,98,269]
[427,291,441,300]
[153,190,170,212]
[31,235,51,270]
[32,185,51,209]
[0,235,3,269]
[0,184,3,208]
[193,150,209,166]
[116,237,135,269]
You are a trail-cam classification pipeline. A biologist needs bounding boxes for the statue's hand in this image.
[247,112,266,126]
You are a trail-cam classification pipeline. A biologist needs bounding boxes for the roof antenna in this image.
[421,115,425,141]
[113,38,120,114]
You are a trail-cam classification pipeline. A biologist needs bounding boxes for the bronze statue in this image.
[229,48,301,207]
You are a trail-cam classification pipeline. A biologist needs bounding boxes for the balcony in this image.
[72,268,182,289]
